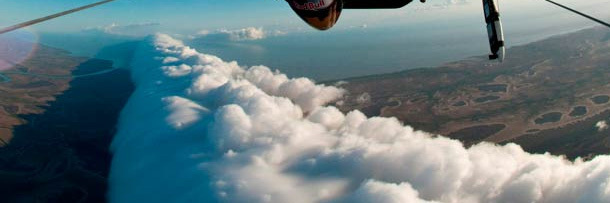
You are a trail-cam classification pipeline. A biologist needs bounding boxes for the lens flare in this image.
[0,29,39,71]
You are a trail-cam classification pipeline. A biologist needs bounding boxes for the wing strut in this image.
[0,0,116,35]
[543,0,610,28]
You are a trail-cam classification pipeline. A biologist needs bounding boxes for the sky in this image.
[0,0,291,33]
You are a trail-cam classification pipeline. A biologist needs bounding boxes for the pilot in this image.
[287,0,343,30]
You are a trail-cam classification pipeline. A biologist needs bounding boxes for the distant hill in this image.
[336,27,610,159]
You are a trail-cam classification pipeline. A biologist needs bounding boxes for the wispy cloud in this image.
[597,120,608,131]
[192,27,285,41]
[83,22,161,36]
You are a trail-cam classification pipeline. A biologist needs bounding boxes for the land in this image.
[0,40,86,145]
[336,27,610,159]
[0,26,608,200]
[0,39,135,202]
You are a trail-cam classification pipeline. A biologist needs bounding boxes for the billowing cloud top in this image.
[109,34,610,203]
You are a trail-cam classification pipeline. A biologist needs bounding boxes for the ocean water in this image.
[185,0,610,81]
[33,0,610,81]
[187,26,488,81]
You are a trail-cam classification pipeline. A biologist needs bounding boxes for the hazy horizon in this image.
[6,0,605,80]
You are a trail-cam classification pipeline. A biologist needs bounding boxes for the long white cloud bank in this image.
[109,34,610,203]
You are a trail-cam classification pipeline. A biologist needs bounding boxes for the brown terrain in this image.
[336,27,610,159]
[0,37,135,202]
[0,39,85,145]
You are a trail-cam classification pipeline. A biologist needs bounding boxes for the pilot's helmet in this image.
[288,0,343,30]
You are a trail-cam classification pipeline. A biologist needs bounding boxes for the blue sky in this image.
[0,0,292,33]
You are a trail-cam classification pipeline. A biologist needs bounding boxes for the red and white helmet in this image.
[288,0,343,30]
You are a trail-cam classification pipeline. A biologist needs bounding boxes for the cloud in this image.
[83,22,161,36]
[219,27,265,41]
[109,34,610,203]
[348,24,368,29]
[342,180,437,203]
[439,0,471,5]
[356,92,371,104]
[193,27,285,41]
[597,120,608,131]
[409,0,472,11]
[334,81,349,86]
[431,0,471,7]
